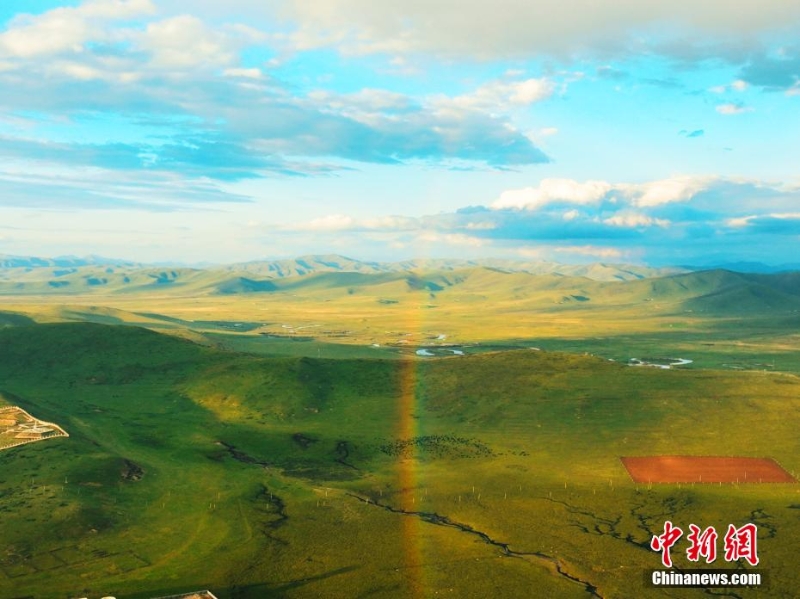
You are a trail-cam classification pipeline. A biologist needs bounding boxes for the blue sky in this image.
[0,0,799,265]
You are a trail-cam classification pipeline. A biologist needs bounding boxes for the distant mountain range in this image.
[0,253,686,282]
[0,254,141,269]
[1,253,799,319]
[5,252,796,278]
[226,254,692,281]
[680,261,800,274]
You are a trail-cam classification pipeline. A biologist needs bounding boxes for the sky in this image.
[0,0,799,266]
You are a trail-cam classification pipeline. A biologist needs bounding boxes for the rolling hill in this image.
[0,253,687,292]
[1,322,800,598]
[1,254,796,312]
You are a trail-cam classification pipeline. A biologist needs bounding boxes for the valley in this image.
[0,258,798,598]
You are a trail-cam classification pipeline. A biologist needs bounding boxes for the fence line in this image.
[0,431,70,451]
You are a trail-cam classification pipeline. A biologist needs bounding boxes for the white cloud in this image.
[140,15,238,69]
[282,86,549,165]
[552,245,625,259]
[293,214,357,231]
[716,102,753,115]
[272,0,800,60]
[57,62,105,81]
[0,14,92,58]
[508,78,555,105]
[731,79,749,91]
[307,88,414,120]
[436,78,555,112]
[726,215,754,228]
[290,214,420,232]
[603,213,670,227]
[492,175,727,215]
[710,79,750,93]
[465,221,497,230]
[0,3,255,78]
[362,215,420,230]
[492,178,612,210]
[79,0,156,19]
[726,212,800,227]
[0,0,154,59]
[416,232,487,247]
[0,4,551,169]
[223,67,264,79]
[516,247,547,259]
[625,175,713,207]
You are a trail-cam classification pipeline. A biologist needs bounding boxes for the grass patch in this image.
[0,317,798,598]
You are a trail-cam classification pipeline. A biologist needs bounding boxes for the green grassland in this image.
[0,321,799,598]
[2,266,799,374]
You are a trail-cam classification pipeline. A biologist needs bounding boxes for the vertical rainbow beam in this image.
[396,352,424,597]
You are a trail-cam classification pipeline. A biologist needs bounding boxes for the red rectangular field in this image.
[620,456,796,483]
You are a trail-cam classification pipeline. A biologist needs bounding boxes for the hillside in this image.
[1,254,797,315]
[1,322,800,598]
[3,262,800,385]
[644,269,800,314]
[0,310,36,327]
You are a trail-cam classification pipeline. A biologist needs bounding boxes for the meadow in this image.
[0,265,799,598]
[2,265,799,371]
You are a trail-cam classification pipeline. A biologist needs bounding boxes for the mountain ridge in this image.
[0,252,687,282]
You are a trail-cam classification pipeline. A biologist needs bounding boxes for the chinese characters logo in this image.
[651,521,758,567]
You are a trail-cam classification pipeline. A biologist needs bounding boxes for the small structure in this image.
[15,425,54,440]
[0,406,68,450]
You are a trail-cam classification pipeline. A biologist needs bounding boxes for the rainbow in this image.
[396,357,424,597]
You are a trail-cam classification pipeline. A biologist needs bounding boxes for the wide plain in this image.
[1,261,799,598]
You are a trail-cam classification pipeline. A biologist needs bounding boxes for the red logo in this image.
[724,523,759,566]
[651,521,683,567]
[686,524,718,563]
[651,522,758,566]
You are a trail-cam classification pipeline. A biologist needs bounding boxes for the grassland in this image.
[0,319,798,598]
[2,266,798,375]
[1,265,798,597]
